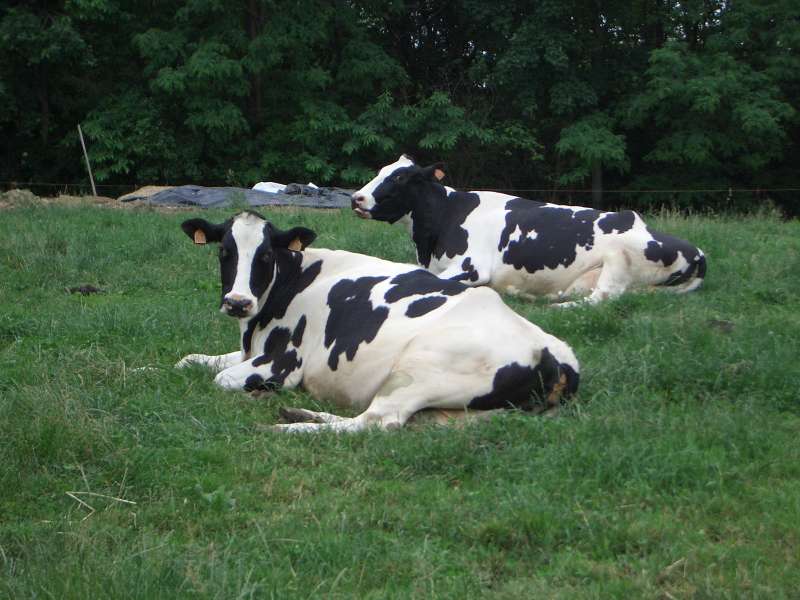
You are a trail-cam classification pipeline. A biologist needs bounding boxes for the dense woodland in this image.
[1,0,798,212]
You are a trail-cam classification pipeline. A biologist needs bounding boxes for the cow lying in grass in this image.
[351,156,706,306]
[176,211,579,432]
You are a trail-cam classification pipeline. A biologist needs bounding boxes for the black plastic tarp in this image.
[121,184,353,209]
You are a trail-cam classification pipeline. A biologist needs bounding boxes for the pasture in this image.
[1,198,799,598]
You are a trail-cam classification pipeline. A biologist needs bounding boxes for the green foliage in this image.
[0,1,797,210]
[556,112,629,184]
[625,42,795,177]
[82,92,183,182]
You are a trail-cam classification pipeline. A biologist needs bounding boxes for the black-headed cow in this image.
[176,211,579,432]
[351,156,706,306]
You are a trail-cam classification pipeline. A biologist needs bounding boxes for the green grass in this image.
[1,200,799,598]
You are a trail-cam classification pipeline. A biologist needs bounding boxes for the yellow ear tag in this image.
[193,230,207,245]
[434,168,446,181]
[287,238,303,251]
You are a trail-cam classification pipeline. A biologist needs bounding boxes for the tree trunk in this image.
[247,0,263,129]
[38,65,50,145]
[592,159,603,210]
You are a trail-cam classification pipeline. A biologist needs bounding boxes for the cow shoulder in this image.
[324,275,390,370]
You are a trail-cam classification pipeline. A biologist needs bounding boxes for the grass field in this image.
[1,197,799,598]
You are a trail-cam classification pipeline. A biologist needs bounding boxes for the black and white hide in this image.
[351,156,707,306]
[176,211,579,432]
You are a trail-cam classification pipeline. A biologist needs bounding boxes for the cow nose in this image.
[223,297,254,316]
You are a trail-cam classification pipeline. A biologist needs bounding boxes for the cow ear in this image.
[421,163,446,182]
[271,226,317,251]
[181,218,226,245]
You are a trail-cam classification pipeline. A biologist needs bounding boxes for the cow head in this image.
[181,211,316,319]
[351,155,445,223]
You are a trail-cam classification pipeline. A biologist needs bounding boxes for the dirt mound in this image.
[118,186,174,202]
[0,189,39,208]
[0,189,171,211]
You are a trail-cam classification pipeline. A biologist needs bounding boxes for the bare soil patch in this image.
[0,188,334,214]
[0,188,189,212]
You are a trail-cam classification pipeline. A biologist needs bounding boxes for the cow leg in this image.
[272,370,440,433]
[273,351,517,434]
[175,351,242,372]
[407,408,504,427]
[278,406,504,428]
[554,252,633,307]
[560,267,602,298]
[214,355,303,391]
[279,407,349,424]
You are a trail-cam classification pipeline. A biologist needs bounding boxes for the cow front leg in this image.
[279,407,349,424]
[214,355,303,392]
[175,351,243,372]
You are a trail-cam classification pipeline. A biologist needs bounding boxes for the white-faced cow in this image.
[351,156,707,306]
[176,211,579,432]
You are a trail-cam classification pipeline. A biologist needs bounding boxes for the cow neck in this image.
[240,250,323,357]
[408,182,454,268]
[240,250,305,357]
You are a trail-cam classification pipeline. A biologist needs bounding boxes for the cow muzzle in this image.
[221,295,256,318]
[351,194,372,219]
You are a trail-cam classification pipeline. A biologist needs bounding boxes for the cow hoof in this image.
[175,354,204,368]
[551,300,580,309]
[279,407,321,423]
[269,422,318,433]
[542,406,560,418]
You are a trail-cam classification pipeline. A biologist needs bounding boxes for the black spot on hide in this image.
[499,199,600,273]
[292,315,307,347]
[597,210,636,234]
[250,325,302,387]
[644,228,705,286]
[644,228,699,266]
[456,258,480,282]
[468,348,579,411]
[324,276,389,370]
[405,296,447,318]
[384,269,466,303]
[424,191,480,265]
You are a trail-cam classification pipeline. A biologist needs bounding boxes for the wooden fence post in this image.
[77,124,97,196]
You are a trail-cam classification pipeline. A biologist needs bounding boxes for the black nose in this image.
[224,298,253,316]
